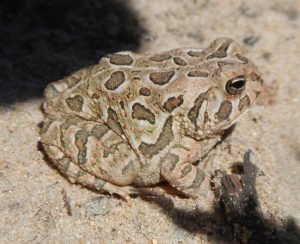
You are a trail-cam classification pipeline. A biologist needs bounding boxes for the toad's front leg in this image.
[160,144,206,197]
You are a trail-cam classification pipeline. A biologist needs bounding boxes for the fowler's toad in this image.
[40,38,263,201]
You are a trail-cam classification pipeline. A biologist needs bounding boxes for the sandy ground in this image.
[0,0,300,243]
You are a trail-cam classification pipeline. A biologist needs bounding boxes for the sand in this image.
[0,0,299,243]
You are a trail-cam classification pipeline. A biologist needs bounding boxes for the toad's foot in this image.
[102,183,163,204]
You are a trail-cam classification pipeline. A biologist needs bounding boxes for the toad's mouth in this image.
[201,111,243,137]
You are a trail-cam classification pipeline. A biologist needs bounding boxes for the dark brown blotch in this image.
[238,95,251,112]
[104,71,125,90]
[66,95,84,112]
[236,54,248,63]
[75,170,86,177]
[139,87,151,96]
[215,100,232,122]
[132,103,155,124]
[75,130,89,164]
[187,50,205,57]
[119,101,125,110]
[187,71,209,78]
[139,116,174,158]
[190,169,205,188]
[188,92,207,127]
[58,124,66,149]
[163,95,184,112]
[103,141,124,158]
[173,57,187,66]
[217,61,229,67]
[107,108,124,136]
[109,54,134,65]
[91,124,110,140]
[149,71,175,85]
[181,164,193,178]
[66,115,84,124]
[162,153,180,172]
[61,115,84,130]
[150,53,172,62]
[206,42,230,59]
[91,93,99,99]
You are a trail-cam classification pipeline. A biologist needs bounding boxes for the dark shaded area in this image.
[145,151,300,243]
[0,0,145,104]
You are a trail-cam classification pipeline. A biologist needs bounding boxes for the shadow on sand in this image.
[0,0,145,105]
[144,151,300,243]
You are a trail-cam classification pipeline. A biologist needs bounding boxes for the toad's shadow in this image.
[0,0,145,105]
[143,151,300,243]
[150,196,300,243]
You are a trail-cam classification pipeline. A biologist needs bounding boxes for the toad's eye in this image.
[226,76,246,95]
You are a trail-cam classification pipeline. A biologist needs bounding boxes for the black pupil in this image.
[231,79,245,90]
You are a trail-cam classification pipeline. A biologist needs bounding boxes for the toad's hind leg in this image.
[42,144,141,202]
[41,117,142,201]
